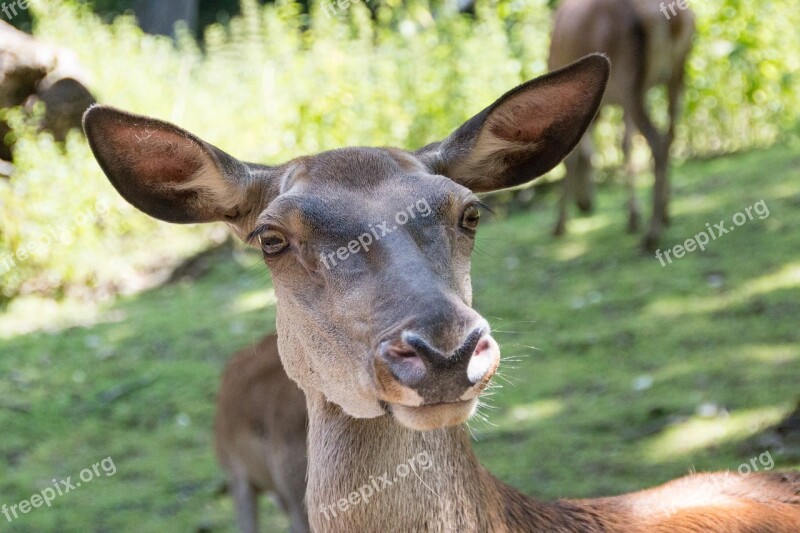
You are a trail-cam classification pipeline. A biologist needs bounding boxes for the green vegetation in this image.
[1,1,798,530]
[2,0,799,300]
[1,143,798,531]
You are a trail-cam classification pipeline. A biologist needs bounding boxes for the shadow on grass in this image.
[1,145,798,531]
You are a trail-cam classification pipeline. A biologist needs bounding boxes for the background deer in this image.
[550,0,695,250]
[84,55,799,531]
[0,21,95,165]
[214,333,308,533]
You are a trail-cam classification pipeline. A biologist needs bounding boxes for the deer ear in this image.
[418,54,610,192]
[83,106,259,224]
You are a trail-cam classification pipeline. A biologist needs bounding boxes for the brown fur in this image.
[0,21,94,162]
[306,398,799,532]
[84,55,799,532]
[214,334,309,533]
[550,0,695,250]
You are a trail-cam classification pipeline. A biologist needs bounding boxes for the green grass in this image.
[1,144,799,531]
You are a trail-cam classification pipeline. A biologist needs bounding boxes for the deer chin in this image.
[390,398,479,431]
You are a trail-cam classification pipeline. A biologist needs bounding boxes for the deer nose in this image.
[379,328,498,403]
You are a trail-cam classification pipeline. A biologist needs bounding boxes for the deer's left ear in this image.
[83,106,274,225]
[418,54,609,192]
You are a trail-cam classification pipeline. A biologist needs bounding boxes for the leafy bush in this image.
[678,0,800,154]
[0,0,797,301]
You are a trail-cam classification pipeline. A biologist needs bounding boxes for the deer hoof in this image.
[627,212,641,233]
[576,198,594,213]
[641,231,660,252]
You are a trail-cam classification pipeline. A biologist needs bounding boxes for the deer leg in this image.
[666,58,687,148]
[553,151,575,237]
[646,143,670,251]
[554,121,596,237]
[279,473,310,533]
[288,504,310,533]
[573,130,595,213]
[270,443,310,533]
[230,476,259,533]
[622,112,640,233]
[625,93,668,251]
[663,66,687,227]
[554,140,590,236]
[274,489,309,533]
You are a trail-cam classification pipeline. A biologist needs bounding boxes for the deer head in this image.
[84,55,609,432]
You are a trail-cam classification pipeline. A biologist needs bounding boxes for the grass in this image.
[1,143,799,531]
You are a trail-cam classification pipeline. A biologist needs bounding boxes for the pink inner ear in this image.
[489,81,594,144]
[108,124,205,187]
[490,101,548,142]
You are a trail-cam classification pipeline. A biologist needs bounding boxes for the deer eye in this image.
[258,230,289,255]
[460,204,481,232]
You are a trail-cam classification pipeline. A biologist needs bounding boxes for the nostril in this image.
[473,339,491,357]
[379,342,427,386]
[378,329,499,401]
[381,343,423,362]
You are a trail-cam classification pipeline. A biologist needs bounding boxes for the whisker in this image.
[500,345,540,352]
[487,318,540,325]
[465,421,479,441]
[472,243,503,259]
[494,374,517,386]
[473,409,498,428]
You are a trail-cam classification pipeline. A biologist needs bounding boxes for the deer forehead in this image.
[293,146,429,185]
[257,149,475,237]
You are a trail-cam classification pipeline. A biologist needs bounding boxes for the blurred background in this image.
[0,1,798,531]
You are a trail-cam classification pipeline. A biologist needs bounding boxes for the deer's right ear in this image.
[417,54,610,193]
[83,106,266,224]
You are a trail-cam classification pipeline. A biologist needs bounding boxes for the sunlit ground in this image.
[1,144,799,531]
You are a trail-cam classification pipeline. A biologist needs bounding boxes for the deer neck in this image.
[304,389,599,532]
[303,390,626,531]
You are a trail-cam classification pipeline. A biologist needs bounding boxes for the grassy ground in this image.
[1,144,798,531]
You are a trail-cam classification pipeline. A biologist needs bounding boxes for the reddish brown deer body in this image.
[215,334,308,533]
[85,55,799,532]
[550,0,695,250]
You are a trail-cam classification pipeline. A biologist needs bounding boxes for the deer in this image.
[83,54,800,532]
[550,0,695,251]
[214,333,309,533]
[0,21,96,165]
